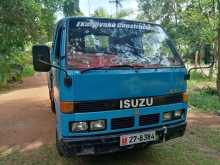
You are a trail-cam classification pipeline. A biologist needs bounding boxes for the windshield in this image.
[66,18,183,69]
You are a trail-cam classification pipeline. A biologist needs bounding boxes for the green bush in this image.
[189,89,220,112]
[188,71,219,112]
[22,65,34,77]
[190,71,210,82]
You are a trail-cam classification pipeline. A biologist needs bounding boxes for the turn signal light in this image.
[60,102,74,113]
[182,93,188,103]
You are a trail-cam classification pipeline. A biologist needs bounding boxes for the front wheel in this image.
[56,131,76,157]
[49,88,56,114]
[50,98,56,114]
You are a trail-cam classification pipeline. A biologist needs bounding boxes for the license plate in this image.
[120,131,156,146]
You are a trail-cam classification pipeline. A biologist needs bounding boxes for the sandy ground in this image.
[0,73,220,151]
[0,73,55,151]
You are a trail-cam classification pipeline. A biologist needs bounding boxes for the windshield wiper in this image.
[80,65,145,73]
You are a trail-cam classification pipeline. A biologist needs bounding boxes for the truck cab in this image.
[32,17,188,156]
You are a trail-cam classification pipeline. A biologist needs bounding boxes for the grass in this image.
[0,64,34,91]
[189,90,220,112]
[188,71,220,113]
[1,125,220,165]
[22,64,35,77]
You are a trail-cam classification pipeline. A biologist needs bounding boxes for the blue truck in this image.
[32,17,212,156]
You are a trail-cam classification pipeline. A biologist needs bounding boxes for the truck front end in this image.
[56,17,188,156]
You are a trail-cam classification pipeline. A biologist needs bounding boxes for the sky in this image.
[80,0,138,17]
[56,0,139,21]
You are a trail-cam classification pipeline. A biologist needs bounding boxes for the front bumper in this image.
[59,122,187,156]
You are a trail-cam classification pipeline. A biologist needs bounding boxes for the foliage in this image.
[93,7,110,18]
[63,0,80,16]
[138,0,220,98]
[22,65,35,77]
[189,89,220,112]
[187,71,220,112]
[0,0,80,87]
[116,9,133,18]
[92,7,132,19]
[138,0,217,58]
[0,0,40,87]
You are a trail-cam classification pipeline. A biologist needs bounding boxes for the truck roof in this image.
[57,16,161,28]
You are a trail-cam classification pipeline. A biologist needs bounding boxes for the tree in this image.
[92,8,110,18]
[216,0,220,97]
[0,0,42,86]
[92,7,132,19]
[0,0,64,86]
[138,0,216,58]
[63,0,80,16]
[116,9,133,18]
[138,0,220,98]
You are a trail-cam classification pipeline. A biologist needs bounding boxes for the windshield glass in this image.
[66,18,183,69]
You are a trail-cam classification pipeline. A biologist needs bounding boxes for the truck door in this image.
[51,24,63,105]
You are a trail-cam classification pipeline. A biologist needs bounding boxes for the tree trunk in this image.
[195,50,199,67]
[209,43,217,79]
[209,65,214,79]
[217,27,220,97]
[216,0,220,98]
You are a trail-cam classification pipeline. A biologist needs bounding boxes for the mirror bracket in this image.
[39,60,72,86]
[184,74,190,80]
[186,56,215,80]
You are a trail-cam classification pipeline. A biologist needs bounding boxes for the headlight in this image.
[71,122,88,131]
[163,112,172,121]
[174,110,183,118]
[90,120,105,131]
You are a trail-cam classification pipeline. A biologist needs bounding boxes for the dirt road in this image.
[0,73,55,151]
[0,74,220,152]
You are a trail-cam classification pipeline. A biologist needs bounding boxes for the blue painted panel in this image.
[60,68,187,101]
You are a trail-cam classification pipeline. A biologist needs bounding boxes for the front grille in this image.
[76,100,119,113]
[74,93,183,113]
[111,117,134,130]
[139,114,160,126]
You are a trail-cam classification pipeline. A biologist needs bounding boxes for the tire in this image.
[49,89,56,114]
[48,73,55,114]
[50,98,56,114]
[56,131,76,157]
[134,143,149,151]
[56,131,64,157]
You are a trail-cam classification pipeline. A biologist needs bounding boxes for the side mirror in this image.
[32,45,51,72]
